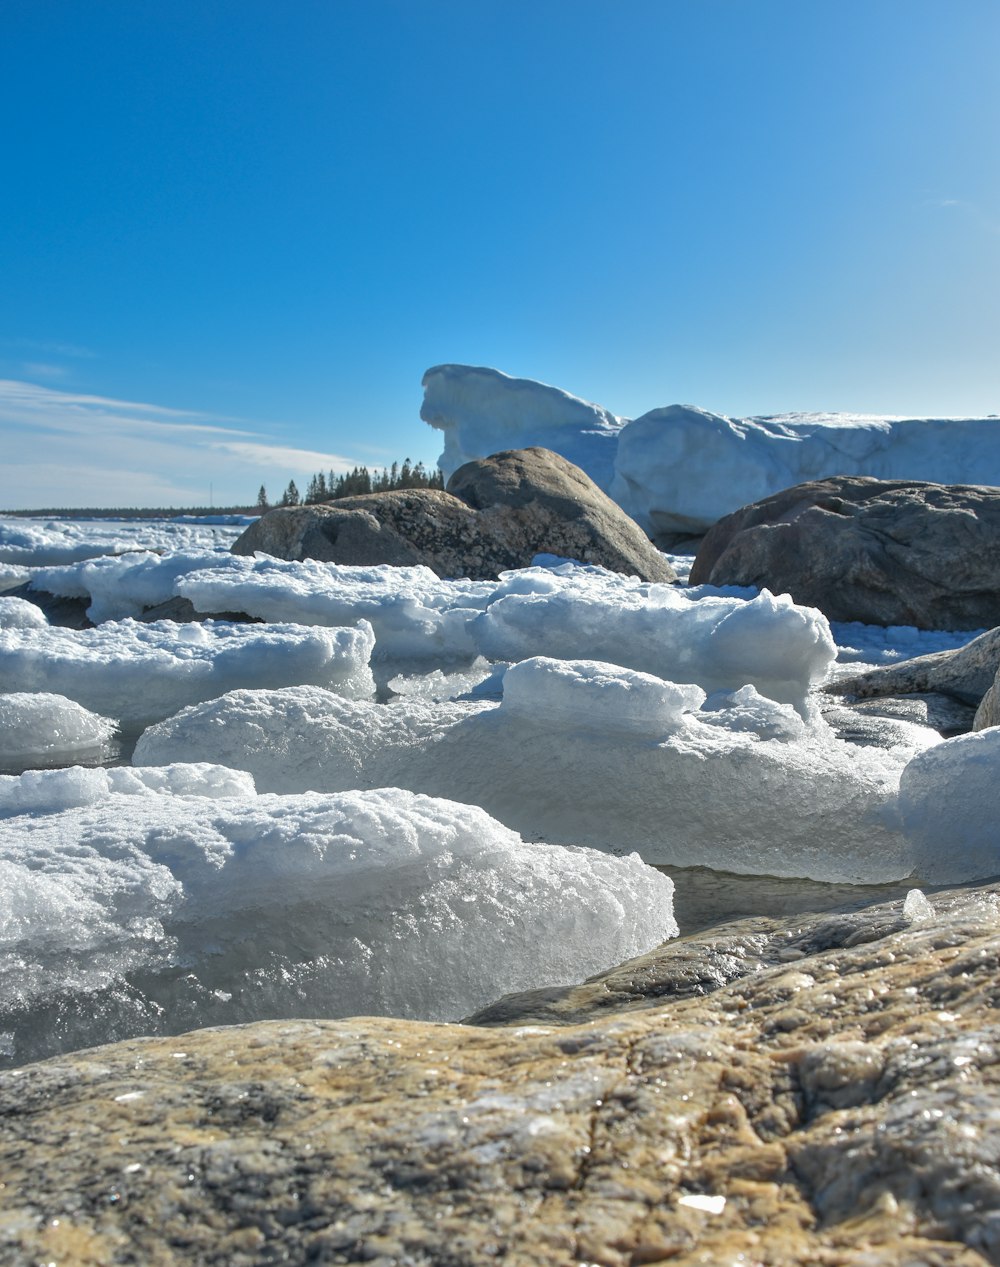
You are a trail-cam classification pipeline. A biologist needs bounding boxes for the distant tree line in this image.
[257,459,444,510]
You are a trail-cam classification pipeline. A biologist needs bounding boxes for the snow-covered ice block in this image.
[0,786,676,1066]
[31,550,229,623]
[178,556,493,660]
[421,364,625,488]
[898,729,1000,883]
[471,566,835,713]
[612,405,1000,536]
[0,762,256,818]
[0,597,47,629]
[0,517,245,566]
[0,693,116,772]
[0,618,375,729]
[135,662,919,882]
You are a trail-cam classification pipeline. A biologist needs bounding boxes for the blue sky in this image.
[2,0,998,509]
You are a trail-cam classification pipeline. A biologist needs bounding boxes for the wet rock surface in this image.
[2,883,1000,1265]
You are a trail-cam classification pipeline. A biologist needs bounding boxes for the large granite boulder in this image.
[690,475,1000,630]
[233,448,676,582]
[3,884,1000,1265]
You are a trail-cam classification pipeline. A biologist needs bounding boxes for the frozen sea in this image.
[0,514,991,1068]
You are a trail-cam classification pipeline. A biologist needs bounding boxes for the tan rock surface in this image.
[2,885,999,1265]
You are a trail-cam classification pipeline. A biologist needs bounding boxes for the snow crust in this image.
[0,597,48,629]
[134,661,932,883]
[0,784,676,1065]
[0,762,256,817]
[422,366,1000,534]
[0,517,245,566]
[0,618,376,729]
[0,693,117,772]
[421,364,624,487]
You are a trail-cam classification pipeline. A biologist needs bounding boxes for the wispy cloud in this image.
[0,379,361,510]
[927,197,1000,236]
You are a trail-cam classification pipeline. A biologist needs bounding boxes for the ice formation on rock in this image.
[135,658,933,882]
[421,364,624,488]
[0,618,375,729]
[31,550,229,623]
[421,365,1000,536]
[0,693,117,772]
[0,783,676,1065]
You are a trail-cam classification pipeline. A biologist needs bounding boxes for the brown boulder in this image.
[232,449,676,582]
[690,475,1000,630]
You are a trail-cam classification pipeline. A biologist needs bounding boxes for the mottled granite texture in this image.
[1,883,999,1265]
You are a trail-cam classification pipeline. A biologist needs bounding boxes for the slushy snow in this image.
[422,364,1000,535]
[0,782,676,1066]
[0,618,376,729]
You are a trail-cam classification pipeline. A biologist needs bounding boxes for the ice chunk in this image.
[0,786,676,1065]
[0,597,48,629]
[698,685,807,742]
[0,763,256,817]
[0,618,375,729]
[135,663,912,882]
[899,730,1000,883]
[32,550,230,623]
[501,657,705,737]
[0,693,116,772]
[472,567,835,713]
[421,364,625,488]
[178,556,493,661]
[0,516,245,566]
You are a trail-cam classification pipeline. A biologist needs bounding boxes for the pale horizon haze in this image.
[2,0,998,509]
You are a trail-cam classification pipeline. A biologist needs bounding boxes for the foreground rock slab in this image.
[691,476,1000,630]
[2,885,1000,1265]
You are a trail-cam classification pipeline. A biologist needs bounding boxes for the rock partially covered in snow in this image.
[0,783,676,1066]
[691,477,1000,630]
[0,694,116,773]
[135,661,925,883]
[422,364,625,489]
[0,618,376,730]
[30,550,234,624]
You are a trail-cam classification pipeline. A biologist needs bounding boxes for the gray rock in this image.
[828,625,1000,713]
[690,475,1000,630]
[974,666,1000,730]
[232,449,676,582]
[3,883,1000,1265]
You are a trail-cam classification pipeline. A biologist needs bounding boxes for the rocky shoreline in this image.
[3,881,998,1265]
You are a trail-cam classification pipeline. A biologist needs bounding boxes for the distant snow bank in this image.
[422,365,1000,536]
